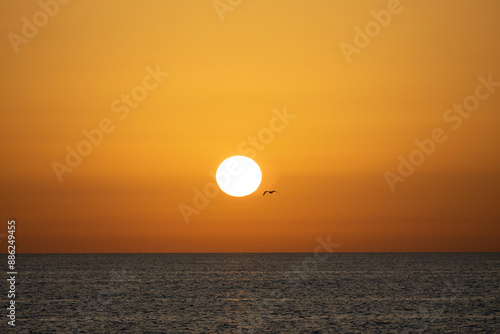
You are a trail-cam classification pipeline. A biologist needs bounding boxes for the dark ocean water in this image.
[3,253,499,333]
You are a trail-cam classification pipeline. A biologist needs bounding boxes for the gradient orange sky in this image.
[1,0,499,253]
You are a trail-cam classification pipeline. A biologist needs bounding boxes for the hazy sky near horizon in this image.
[1,0,499,252]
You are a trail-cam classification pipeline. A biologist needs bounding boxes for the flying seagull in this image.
[263,190,279,196]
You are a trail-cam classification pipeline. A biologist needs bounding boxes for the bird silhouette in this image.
[263,190,279,196]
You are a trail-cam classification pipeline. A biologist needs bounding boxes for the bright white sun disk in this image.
[216,156,262,197]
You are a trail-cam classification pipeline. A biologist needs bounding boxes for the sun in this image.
[216,156,262,197]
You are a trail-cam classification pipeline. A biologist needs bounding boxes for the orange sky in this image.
[1,0,499,253]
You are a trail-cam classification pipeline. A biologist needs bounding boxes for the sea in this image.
[3,253,499,333]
